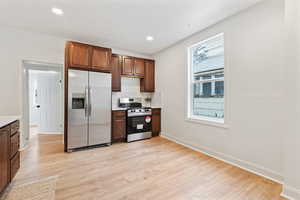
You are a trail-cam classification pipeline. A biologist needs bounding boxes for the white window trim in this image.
[187,33,228,128]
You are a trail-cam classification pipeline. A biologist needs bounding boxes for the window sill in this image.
[186,116,229,129]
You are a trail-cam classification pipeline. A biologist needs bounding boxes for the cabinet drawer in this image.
[10,151,20,181]
[10,132,20,158]
[10,121,19,136]
[152,108,161,115]
[112,111,126,119]
[0,125,10,136]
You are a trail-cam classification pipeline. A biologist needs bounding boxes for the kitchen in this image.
[0,40,162,198]
[65,41,161,152]
[0,0,298,199]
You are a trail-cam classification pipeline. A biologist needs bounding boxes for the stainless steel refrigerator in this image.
[67,69,111,151]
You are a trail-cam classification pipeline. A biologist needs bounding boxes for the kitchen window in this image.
[188,33,225,124]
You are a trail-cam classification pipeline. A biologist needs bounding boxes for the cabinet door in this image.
[10,132,20,159]
[91,47,112,72]
[122,56,134,76]
[10,151,20,181]
[67,42,91,69]
[0,126,10,192]
[141,60,155,92]
[152,108,161,137]
[134,58,145,78]
[112,111,126,142]
[112,55,121,92]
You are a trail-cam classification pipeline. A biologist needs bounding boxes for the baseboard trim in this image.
[281,185,300,200]
[160,133,283,184]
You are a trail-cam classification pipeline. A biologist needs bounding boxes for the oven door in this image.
[127,115,152,134]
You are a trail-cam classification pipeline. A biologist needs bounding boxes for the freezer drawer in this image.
[68,70,89,149]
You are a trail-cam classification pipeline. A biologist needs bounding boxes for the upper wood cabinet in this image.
[65,41,112,72]
[134,58,145,78]
[66,42,91,69]
[141,60,155,92]
[91,46,112,72]
[112,54,121,92]
[122,56,134,76]
[121,56,145,78]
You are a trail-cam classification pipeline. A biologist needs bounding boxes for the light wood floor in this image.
[15,134,286,200]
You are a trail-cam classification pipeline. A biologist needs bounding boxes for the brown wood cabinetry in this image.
[141,60,155,92]
[152,108,161,137]
[65,41,112,72]
[112,111,126,143]
[0,120,20,194]
[66,42,91,70]
[0,126,9,193]
[10,132,19,159]
[134,58,145,78]
[122,56,134,76]
[91,46,112,72]
[10,151,20,181]
[121,56,145,78]
[112,54,122,92]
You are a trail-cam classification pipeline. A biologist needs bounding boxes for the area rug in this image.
[0,176,58,200]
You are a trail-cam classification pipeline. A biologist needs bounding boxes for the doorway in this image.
[22,61,64,148]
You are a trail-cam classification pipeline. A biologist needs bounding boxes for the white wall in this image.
[0,26,151,148]
[112,77,152,109]
[154,0,285,181]
[111,77,162,109]
[282,0,300,198]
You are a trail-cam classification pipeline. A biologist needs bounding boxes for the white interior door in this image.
[29,72,39,126]
[35,71,62,133]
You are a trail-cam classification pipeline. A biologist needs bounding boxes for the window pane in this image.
[215,81,224,96]
[190,34,224,120]
[202,82,211,97]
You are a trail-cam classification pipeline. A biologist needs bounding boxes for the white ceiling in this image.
[0,0,262,55]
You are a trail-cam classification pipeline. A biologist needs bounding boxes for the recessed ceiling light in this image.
[52,7,64,16]
[146,36,154,41]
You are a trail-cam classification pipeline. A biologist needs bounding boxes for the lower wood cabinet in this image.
[0,126,9,193]
[0,120,20,194]
[112,111,126,143]
[152,108,161,137]
[10,132,20,159]
[10,151,20,181]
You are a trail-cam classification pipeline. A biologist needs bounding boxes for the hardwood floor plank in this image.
[14,134,286,200]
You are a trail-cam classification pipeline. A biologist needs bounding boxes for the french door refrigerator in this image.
[67,69,111,152]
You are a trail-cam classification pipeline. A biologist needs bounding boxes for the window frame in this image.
[187,33,227,127]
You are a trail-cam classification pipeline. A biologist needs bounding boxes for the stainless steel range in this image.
[119,98,152,142]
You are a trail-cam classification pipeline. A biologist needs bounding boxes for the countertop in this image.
[0,116,20,129]
[112,107,128,111]
[112,107,161,111]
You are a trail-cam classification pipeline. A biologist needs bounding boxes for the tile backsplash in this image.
[112,77,161,109]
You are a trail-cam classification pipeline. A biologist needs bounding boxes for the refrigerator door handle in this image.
[88,87,92,116]
[85,87,89,117]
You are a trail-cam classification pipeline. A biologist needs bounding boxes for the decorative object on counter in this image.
[144,97,152,103]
